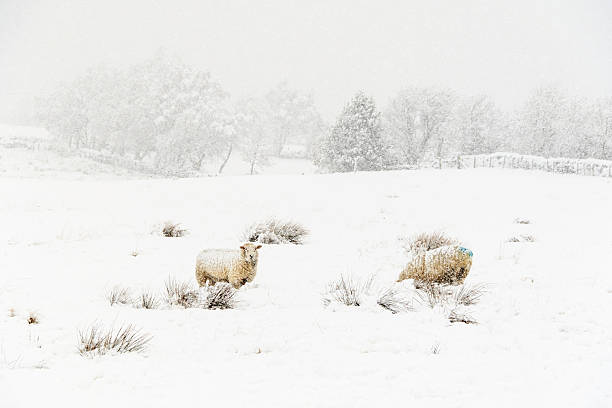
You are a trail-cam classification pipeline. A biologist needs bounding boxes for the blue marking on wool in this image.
[458,247,473,257]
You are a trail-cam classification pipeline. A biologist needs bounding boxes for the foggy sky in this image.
[1,0,611,123]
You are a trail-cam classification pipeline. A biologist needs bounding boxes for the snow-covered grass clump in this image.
[243,218,309,244]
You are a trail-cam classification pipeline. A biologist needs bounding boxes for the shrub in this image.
[506,234,536,243]
[448,309,478,324]
[244,219,309,245]
[135,291,160,309]
[453,283,487,306]
[514,218,531,224]
[78,324,152,356]
[164,277,199,308]
[201,283,237,310]
[414,281,452,308]
[107,287,132,306]
[162,222,187,238]
[27,312,39,325]
[377,287,413,313]
[323,275,374,307]
[404,231,458,253]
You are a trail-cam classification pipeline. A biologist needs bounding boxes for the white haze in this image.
[1,0,611,123]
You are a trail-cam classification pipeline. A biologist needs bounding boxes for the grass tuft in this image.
[323,275,374,307]
[244,219,309,245]
[135,291,160,309]
[107,287,132,306]
[164,277,199,308]
[78,324,152,356]
[162,222,188,238]
[404,231,458,253]
[27,312,39,325]
[377,287,413,313]
[201,283,237,310]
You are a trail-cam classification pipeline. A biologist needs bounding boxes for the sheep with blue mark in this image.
[398,245,473,285]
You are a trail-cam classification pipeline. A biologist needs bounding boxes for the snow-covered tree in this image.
[316,92,388,172]
[383,88,455,165]
[265,82,325,157]
[235,98,273,175]
[591,97,612,160]
[517,85,567,157]
[455,95,503,155]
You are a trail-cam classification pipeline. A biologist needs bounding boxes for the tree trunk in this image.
[250,159,256,175]
[217,143,233,174]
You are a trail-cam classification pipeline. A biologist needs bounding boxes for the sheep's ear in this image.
[240,245,245,250]
[255,245,262,250]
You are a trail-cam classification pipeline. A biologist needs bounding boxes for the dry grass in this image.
[449,309,478,324]
[201,283,237,310]
[244,219,309,245]
[377,287,413,313]
[107,287,132,306]
[453,283,487,306]
[404,231,458,253]
[27,312,39,325]
[323,275,374,307]
[135,291,160,309]
[414,281,452,308]
[431,343,441,354]
[514,218,531,224]
[164,277,199,308]
[506,234,536,243]
[162,222,188,238]
[8,308,16,318]
[78,324,152,356]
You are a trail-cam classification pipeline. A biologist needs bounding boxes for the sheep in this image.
[398,245,473,285]
[195,243,262,289]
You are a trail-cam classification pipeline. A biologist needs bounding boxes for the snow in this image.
[1,161,611,406]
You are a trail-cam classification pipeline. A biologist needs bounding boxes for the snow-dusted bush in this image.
[448,309,478,324]
[414,281,452,308]
[453,283,487,306]
[506,234,536,243]
[27,311,40,325]
[403,231,458,253]
[107,287,132,306]
[164,277,200,308]
[78,324,152,357]
[162,222,187,237]
[243,219,308,245]
[377,288,413,313]
[514,218,531,224]
[323,275,375,307]
[135,291,160,309]
[201,283,237,310]
[164,277,237,310]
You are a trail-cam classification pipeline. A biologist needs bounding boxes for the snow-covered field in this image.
[1,160,611,406]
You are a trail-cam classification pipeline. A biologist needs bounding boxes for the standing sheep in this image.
[195,243,262,289]
[398,245,473,285]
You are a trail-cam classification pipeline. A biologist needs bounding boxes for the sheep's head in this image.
[240,243,262,266]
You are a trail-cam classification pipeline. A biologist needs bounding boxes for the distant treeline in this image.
[37,53,612,175]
